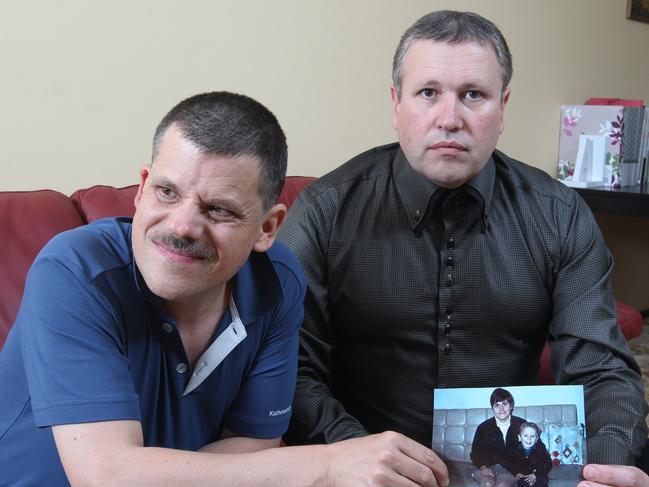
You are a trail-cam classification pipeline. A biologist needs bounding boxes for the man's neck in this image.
[495,416,511,427]
[167,282,231,366]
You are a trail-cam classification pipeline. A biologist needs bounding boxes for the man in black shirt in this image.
[278,9,647,485]
[470,388,525,487]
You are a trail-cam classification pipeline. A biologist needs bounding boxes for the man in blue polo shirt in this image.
[0,92,448,486]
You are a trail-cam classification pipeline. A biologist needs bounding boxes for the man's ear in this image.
[390,85,400,131]
[502,87,511,106]
[498,87,511,135]
[134,165,151,209]
[252,203,287,253]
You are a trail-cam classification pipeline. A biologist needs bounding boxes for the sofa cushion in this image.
[546,424,586,465]
[0,190,84,348]
[70,184,138,223]
[277,176,316,208]
[616,301,644,339]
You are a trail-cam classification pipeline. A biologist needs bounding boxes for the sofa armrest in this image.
[0,190,85,348]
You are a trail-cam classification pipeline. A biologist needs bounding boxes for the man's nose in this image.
[166,201,204,240]
[435,94,462,133]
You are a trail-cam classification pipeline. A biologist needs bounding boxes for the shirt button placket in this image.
[438,233,456,369]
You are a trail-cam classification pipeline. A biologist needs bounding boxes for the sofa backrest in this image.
[70,184,139,223]
[0,176,315,349]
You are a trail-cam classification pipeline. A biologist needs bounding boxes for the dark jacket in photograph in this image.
[471,415,527,468]
[505,440,553,487]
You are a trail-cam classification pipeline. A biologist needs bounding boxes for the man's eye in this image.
[155,186,177,201]
[208,207,234,219]
[420,88,436,99]
[465,90,482,101]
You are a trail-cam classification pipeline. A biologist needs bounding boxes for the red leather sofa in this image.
[0,177,643,386]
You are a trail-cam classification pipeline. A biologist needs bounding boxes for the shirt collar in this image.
[465,155,495,220]
[229,250,283,326]
[393,148,443,231]
[393,148,496,232]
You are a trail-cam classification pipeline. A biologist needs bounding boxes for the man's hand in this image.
[480,466,495,478]
[579,464,649,487]
[325,431,448,487]
[520,473,536,486]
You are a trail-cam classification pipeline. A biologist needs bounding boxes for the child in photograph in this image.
[506,422,552,487]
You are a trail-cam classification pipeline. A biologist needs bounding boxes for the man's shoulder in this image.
[477,416,496,429]
[36,217,133,280]
[303,143,399,198]
[493,149,577,207]
[249,241,307,304]
[266,240,305,283]
[512,415,527,427]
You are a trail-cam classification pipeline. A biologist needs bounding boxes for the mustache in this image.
[151,232,216,262]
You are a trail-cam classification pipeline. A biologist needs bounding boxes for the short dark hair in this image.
[152,91,287,210]
[490,387,514,408]
[392,10,512,98]
[519,422,541,437]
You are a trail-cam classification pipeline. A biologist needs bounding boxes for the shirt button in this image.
[447,238,455,249]
[445,274,454,287]
[444,342,452,354]
[445,256,454,267]
[445,308,452,319]
[162,322,173,333]
[444,322,451,334]
[176,363,187,374]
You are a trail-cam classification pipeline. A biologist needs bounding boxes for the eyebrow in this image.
[150,175,249,213]
[150,176,177,190]
[415,78,493,91]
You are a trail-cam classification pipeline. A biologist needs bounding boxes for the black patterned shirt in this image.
[277,143,647,465]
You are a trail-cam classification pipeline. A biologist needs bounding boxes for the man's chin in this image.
[147,282,191,301]
[415,163,472,188]
[143,273,206,300]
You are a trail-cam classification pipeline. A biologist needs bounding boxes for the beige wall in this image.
[2,0,649,308]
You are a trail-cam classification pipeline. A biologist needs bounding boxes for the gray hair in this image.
[152,91,287,211]
[392,10,512,98]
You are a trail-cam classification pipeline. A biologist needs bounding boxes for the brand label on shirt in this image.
[269,405,292,417]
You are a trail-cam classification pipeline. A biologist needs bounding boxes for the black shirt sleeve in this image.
[278,187,369,444]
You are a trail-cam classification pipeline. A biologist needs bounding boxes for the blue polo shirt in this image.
[0,217,305,486]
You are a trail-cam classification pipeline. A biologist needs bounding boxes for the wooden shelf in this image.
[575,184,649,218]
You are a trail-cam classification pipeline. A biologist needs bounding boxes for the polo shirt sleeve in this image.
[19,250,141,427]
[223,256,306,439]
